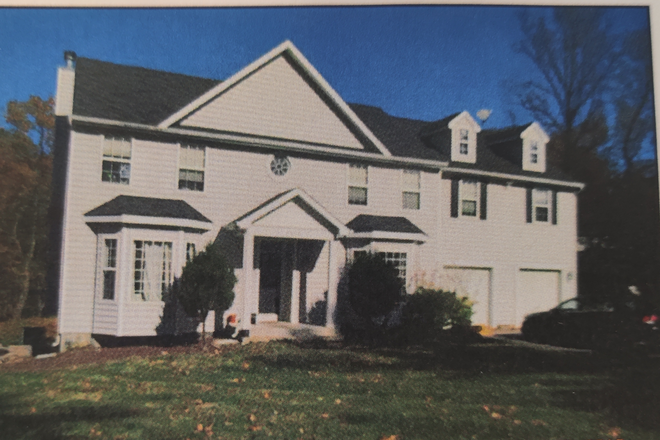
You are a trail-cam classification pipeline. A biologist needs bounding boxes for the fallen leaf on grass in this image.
[514,420,522,425]
[263,391,271,399]
[248,425,262,432]
[379,436,399,440]
[196,423,204,432]
[531,419,548,426]
[247,414,257,422]
[320,413,329,419]
[491,412,502,419]
[30,407,36,413]
[335,399,341,405]
[241,362,250,371]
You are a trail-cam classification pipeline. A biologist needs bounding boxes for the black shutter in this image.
[552,189,558,225]
[480,181,488,220]
[526,187,533,223]
[450,178,459,218]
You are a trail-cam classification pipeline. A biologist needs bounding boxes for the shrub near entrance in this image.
[339,253,404,344]
[398,287,473,345]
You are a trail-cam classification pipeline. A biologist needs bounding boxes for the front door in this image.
[258,239,293,322]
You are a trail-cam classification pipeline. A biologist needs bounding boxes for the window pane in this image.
[461,180,478,200]
[460,129,469,141]
[535,206,549,222]
[103,138,114,157]
[179,170,204,191]
[119,139,132,159]
[402,192,420,210]
[462,200,477,216]
[531,153,538,164]
[533,189,549,205]
[180,145,205,169]
[348,186,368,205]
[348,164,368,186]
[377,252,407,283]
[103,271,115,300]
[402,169,420,191]
[186,243,196,263]
[133,240,172,301]
[105,239,117,268]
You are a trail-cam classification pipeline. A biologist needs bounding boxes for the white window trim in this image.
[349,242,415,293]
[402,169,421,210]
[95,234,120,302]
[532,188,552,224]
[347,163,369,206]
[101,136,132,185]
[132,239,174,303]
[459,179,480,218]
[177,143,206,192]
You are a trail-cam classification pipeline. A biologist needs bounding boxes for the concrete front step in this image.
[244,323,338,343]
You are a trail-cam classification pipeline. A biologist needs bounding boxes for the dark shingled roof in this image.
[73,57,221,125]
[85,195,211,222]
[71,56,577,184]
[346,214,425,235]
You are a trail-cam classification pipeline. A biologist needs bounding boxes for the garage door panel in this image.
[443,268,491,326]
[517,270,560,325]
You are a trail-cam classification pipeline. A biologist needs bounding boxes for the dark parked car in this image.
[521,297,659,351]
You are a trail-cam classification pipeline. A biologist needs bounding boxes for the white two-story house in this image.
[51,41,582,347]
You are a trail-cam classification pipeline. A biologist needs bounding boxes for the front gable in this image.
[161,41,390,156]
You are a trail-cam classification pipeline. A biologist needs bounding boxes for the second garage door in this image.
[517,269,561,325]
[443,267,492,327]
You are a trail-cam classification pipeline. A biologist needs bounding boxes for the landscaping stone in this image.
[0,345,32,363]
[212,338,239,347]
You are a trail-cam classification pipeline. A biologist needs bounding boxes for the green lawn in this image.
[1,339,658,439]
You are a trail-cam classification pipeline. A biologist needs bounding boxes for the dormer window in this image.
[459,129,469,155]
[530,142,538,164]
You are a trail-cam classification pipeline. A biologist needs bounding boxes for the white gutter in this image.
[85,214,212,231]
[443,167,584,190]
[340,231,427,243]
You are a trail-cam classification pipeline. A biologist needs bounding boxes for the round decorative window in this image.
[270,156,291,177]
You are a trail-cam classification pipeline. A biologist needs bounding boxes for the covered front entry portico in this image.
[233,189,349,340]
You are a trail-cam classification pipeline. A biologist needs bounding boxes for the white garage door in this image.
[443,267,492,326]
[517,270,561,325]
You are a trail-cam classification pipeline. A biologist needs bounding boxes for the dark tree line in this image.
[0,96,54,321]
[513,7,659,307]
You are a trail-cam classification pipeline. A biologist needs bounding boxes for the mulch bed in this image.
[0,343,238,374]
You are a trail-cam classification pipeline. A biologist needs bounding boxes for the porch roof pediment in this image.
[234,189,350,238]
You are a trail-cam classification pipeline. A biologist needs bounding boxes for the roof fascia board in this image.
[71,115,446,169]
[443,167,584,190]
[341,231,427,243]
[157,41,392,157]
[84,214,212,230]
[236,188,350,236]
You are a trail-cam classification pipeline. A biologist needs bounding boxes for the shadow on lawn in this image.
[251,339,660,433]
[0,392,144,440]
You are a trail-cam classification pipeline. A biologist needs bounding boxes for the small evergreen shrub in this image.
[338,252,404,344]
[397,287,474,345]
[172,242,237,339]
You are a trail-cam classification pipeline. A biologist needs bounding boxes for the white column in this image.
[241,232,255,331]
[325,240,341,329]
[290,241,300,325]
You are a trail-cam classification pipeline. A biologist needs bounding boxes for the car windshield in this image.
[556,298,614,312]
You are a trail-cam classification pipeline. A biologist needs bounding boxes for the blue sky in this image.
[0,6,650,129]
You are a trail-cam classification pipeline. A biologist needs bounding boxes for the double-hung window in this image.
[179,145,205,191]
[133,240,173,302]
[402,169,421,210]
[459,129,469,155]
[348,164,368,205]
[101,239,117,300]
[532,188,550,222]
[460,179,479,217]
[186,243,197,263]
[102,137,131,184]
